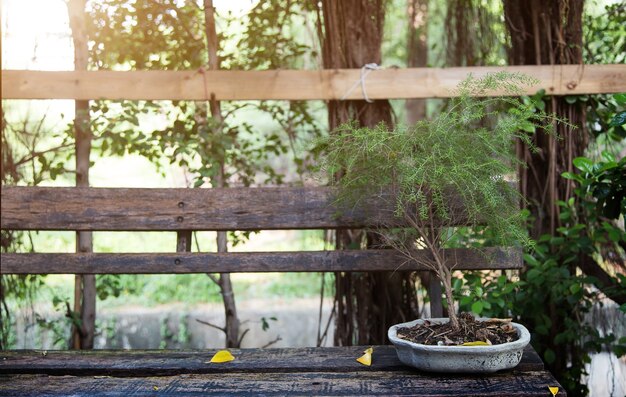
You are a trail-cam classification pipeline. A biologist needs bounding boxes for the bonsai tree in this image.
[319,72,556,331]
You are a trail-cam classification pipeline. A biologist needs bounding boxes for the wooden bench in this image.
[0,185,565,396]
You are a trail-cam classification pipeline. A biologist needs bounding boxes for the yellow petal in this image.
[548,386,559,396]
[461,341,490,346]
[356,347,373,366]
[209,350,235,363]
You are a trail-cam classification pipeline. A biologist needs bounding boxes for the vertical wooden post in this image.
[176,231,192,253]
[203,0,240,348]
[425,273,443,318]
[68,0,95,349]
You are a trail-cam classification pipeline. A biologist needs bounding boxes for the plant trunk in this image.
[203,0,240,348]
[68,0,95,350]
[442,273,459,330]
[313,0,419,346]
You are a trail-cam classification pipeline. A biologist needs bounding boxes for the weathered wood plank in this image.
[2,65,624,101]
[0,346,543,376]
[1,186,476,231]
[0,370,566,396]
[0,248,522,274]
[0,186,361,231]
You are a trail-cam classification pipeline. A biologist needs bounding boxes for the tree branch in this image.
[578,254,625,305]
[195,318,226,333]
[261,335,282,348]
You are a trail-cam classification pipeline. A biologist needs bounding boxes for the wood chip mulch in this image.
[396,312,519,346]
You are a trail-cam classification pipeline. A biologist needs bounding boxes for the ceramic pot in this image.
[387,318,531,373]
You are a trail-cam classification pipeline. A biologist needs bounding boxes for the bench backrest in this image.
[1,185,521,275]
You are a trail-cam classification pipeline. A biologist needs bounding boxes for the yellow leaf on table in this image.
[548,386,559,396]
[461,341,490,346]
[208,350,235,363]
[356,347,373,366]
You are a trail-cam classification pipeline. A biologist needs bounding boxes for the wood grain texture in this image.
[0,371,565,396]
[0,346,543,376]
[1,186,476,231]
[2,64,624,100]
[0,248,522,274]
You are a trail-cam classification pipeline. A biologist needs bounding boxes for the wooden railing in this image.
[3,64,625,100]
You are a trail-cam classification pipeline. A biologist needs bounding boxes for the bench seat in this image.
[0,346,564,396]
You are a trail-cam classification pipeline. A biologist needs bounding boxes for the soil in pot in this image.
[396,312,519,346]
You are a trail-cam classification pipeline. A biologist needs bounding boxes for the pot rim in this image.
[388,317,531,354]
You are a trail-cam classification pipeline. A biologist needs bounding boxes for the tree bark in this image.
[313,0,419,346]
[503,0,587,386]
[405,0,428,125]
[68,0,95,349]
[503,0,587,239]
[203,0,240,348]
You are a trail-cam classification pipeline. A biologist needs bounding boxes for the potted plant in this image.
[318,72,556,373]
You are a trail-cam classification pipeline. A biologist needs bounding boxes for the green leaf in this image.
[561,171,582,183]
[519,121,536,133]
[601,151,616,163]
[569,283,581,294]
[564,96,578,104]
[544,349,556,364]
[613,93,626,105]
[572,157,594,173]
[524,254,540,267]
[526,268,542,282]
[609,111,626,127]
[608,228,622,242]
[471,301,484,315]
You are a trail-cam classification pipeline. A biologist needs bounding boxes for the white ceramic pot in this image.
[387,318,531,373]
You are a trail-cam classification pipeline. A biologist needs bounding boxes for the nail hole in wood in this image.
[175,258,181,265]
[176,216,184,222]
[178,202,184,208]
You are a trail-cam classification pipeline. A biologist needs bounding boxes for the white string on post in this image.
[340,63,382,103]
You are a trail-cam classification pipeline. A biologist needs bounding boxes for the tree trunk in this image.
[503,0,587,239]
[444,0,501,67]
[503,0,586,386]
[203,0,240,348]
[405,0,428,125]
[68,0,95,350]
[313,0,419,346]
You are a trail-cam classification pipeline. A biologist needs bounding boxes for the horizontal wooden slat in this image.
[2,65,624,101]
[0,248,522,274]
[0,370,565,396]
[1,186,476,231]
[1,186,358,231]
[0,345,543,376]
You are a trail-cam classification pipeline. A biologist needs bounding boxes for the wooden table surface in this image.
[0,345,565,396]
